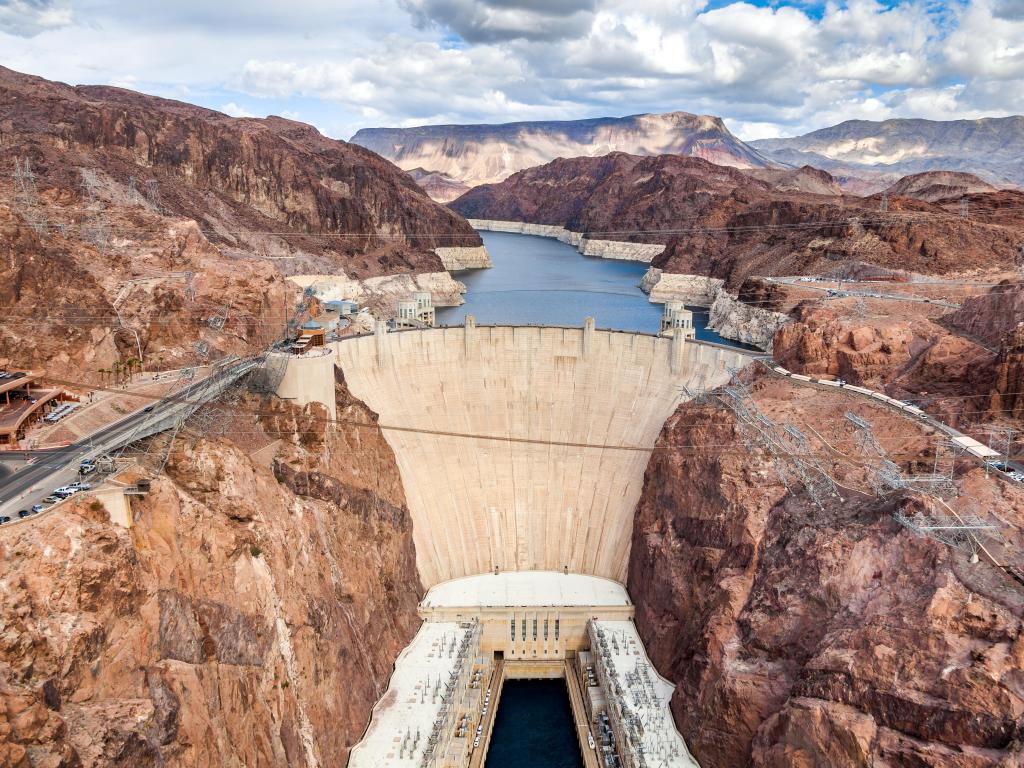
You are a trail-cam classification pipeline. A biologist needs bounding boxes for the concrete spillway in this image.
[328,323,748,587]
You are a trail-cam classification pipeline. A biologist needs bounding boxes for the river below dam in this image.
[437,231,742,346]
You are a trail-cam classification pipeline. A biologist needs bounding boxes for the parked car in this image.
[31,504,44,513]
[69,482,91,491]
[0,516,10,524]
[42,495,61,504]
[79,463,97,475]
[17,510,29,518]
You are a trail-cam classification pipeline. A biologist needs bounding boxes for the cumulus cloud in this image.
[401,0,598,42]
[0,0,72,37]
[0,0,1019,140]
[221,101,255,117]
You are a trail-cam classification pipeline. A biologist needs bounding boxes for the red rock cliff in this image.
[451,152,1024,286]
[0,372,422,767]
[628,377,1024,766]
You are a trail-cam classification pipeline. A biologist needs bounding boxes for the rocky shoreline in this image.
[433,245,494,271]
[640,268,790,351]
[287,271,468,311]
[467,219,665,263]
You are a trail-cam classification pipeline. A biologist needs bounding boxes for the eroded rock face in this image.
[0,374,421,766]
[990,324,1024,422]
[628,378,1024,767]
[772,303,996,424]
[0,64,481,379]
[450,152,1024,286]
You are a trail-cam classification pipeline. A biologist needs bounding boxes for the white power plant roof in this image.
[592,620,699,767]
[421,571,631,609]
[349,622,470,768]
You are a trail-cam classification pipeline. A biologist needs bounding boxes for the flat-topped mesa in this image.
[308,324,752,588]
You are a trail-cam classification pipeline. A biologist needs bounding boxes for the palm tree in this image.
[97,368,107,384]
[125,357,141,382]
[111,361,122,384]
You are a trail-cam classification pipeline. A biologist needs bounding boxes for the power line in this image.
[15,371,1024,460]
[10,204,1024,242]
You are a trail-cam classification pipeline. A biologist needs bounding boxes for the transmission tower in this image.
[127,175,143,204]
[718,379,839,510]
[78,168,110,248]
[12,157,48,235]
[960,197,969,219]
[844,411,905,494]
[145,179,164,212]
[894,505,1000,557]
[880,191,888,212]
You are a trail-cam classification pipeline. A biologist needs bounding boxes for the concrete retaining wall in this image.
[273,349,338,420]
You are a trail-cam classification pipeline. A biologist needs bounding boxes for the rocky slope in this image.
[0,65,481,380]
[0,372,422,767]
[451,153,1024,285]
[628,374,1024,767]
[885,171,997,203]
[743,165,843,196]
[352,111,776,195]
[752,117,1024,188]
[991,324,1024,423]
[772,302,997,423]
[406,168,471,204]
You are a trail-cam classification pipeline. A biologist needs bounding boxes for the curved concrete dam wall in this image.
[331,325,749,587]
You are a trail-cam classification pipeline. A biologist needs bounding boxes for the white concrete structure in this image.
[332,324,749,587]
[661,301,696,339]
[590,620,698,768]
[422,571,630,609]
[271,348,337,420]
[349,621,480,768]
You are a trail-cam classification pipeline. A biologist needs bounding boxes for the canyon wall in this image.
[0,65,483,381]
[332,326,749,587]
[706,291,790,351]
[640,268,789,350]
[628,375,1024,767]
[0,375,422,767]
[352,111,775,190]
[640,268,723,305]
[452,153,1024,284]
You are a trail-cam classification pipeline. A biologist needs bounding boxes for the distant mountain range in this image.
[351,112,777,199]
[751,117,1024,188]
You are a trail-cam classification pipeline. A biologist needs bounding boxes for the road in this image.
[0,358,257,518]
[759,360,1024,479]
[764,276,962,308]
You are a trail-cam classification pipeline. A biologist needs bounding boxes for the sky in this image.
[0,0,1022,141]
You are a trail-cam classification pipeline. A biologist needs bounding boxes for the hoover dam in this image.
[329,322,747,586]
[274,320,751,767]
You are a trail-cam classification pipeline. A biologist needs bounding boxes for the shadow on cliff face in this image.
[0,376,422,766]
[628,374,1024,767]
